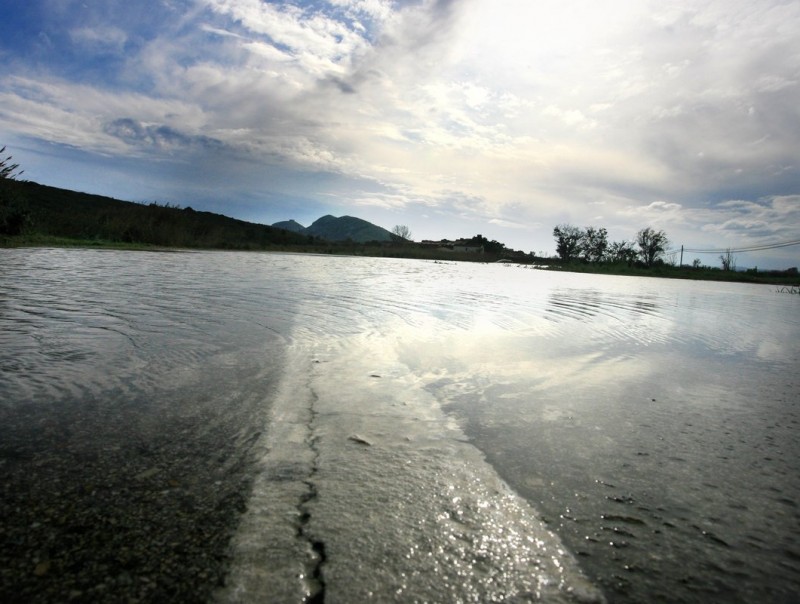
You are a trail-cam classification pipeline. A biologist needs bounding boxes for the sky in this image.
[1,0,799,268]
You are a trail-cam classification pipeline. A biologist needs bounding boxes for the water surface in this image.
[1,248,797,602]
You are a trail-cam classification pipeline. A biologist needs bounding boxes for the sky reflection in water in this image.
[384,267,798,603]
[1,250,797,602]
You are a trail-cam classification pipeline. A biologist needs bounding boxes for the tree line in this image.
[0,146,30,236]
[553,224,669,267]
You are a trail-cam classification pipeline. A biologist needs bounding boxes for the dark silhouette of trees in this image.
[551,223,671,269]
[608,240,637,265]
[463,234,506,254]
[581,226,608,263]
[637,227,669,267]
[553,224,609,264]
[553,224,583,262]
[3,179,320,248]
[0,146,23,180]
[0,146,30,236]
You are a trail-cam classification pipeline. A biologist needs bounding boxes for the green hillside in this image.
[271,219,307,234]
[3,181,317,249]
[305,214,394,242]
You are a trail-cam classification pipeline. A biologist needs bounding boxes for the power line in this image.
[670,238,800,255]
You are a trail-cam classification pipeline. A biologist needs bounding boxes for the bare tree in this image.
[636,227,669,267]
[391,224,412,241]
[720,248,736,271]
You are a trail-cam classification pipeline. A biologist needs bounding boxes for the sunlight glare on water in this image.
[2,249,797,603]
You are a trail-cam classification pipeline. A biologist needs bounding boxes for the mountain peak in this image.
[271,219,306,233]
[274,215,393,243]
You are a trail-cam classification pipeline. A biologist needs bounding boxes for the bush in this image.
[0,147,30,236]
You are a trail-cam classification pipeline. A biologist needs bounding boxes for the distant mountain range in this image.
[273,215,395,243]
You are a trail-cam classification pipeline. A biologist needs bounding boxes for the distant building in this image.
[420,239,453,248]
[420,239,484,253]
[452,241,484,253]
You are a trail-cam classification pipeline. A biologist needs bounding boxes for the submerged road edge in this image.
[219,334,606,603]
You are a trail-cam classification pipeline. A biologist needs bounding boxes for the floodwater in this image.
[1,248,798,603]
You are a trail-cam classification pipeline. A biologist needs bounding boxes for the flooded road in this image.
[1,248,797,602]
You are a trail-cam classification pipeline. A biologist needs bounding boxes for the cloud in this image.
[103,118,224,153]
[69,26,128,52]
[0,0,798,265]
[618,201,686,230]
[349,191,415,210]
[327,0,394,22]
[542,106,596,130]
[489,218,530,230]
[701,196,800,241]
[610,195,800,252]
[200,0,372,79]
[0,75,209,155]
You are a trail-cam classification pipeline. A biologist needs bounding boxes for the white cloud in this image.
[489,218,529,230]
[542,106,596,129]
[619,200,685,228]
[703,196,800,240]
[69,26,128,52]
[327,0,394,21]
[0,75,209,156]
[0,0,798,264]
[200,0,371,77]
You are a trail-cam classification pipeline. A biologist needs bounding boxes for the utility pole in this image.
[680,245,684,267]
